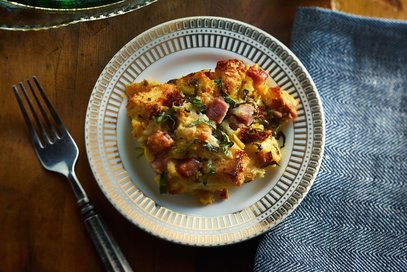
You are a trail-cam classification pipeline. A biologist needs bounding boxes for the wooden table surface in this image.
[6,0,402,271]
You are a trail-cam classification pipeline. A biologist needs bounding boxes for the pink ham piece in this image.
[177,158,202,178]
[257,151,277,168]
[247,66,268,86]
[151,157,166,174]
[146,130,174,154]
[231,103,255,126]
[206,98,229,124]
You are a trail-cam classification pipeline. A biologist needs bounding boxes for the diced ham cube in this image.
[177,158,203,178]
[247,66,268,86]
[231,103,255,126]
[257,152,278,168]
[206,98,229,124]
[228,115,242,130]
[151,157,166,174]
[146,130,174,154]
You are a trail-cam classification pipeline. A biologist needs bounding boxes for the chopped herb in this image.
[214,79,222,91]
[187,118,216,129]
[135,147,145,158]
[223,95,236,107]
[207,160,216,174]
[219,130,230,143]
[159,173,168,194]
[191,98,206,113]
[202,143,220,153]
[220,142,234,155]
[203,159,216,186]
[174,140,196,154]
[276,131,286,148]
[259,118,269,126]
[152,108,176,125]
[214,129,234,155]
[270,124,280,136]
[267,110,281,128]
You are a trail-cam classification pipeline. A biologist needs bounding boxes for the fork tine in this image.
[19,81,55,146]
[32,76,66,135]
[27,77,59,140]
[12,85,43,149]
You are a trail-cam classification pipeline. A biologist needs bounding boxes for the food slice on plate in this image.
[125,59,298,204]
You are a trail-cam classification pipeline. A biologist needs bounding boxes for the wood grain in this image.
[332,0,407,19]
[4,0,404,271]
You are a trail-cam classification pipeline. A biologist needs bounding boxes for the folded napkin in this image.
[255,7,407,272]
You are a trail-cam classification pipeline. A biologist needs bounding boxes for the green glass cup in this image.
[10,0,122,9]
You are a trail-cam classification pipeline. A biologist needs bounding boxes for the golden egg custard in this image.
[125,59,298,204]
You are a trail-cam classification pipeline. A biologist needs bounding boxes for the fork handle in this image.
[79,200,134,272]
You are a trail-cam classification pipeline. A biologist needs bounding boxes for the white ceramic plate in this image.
[85,16,325,246]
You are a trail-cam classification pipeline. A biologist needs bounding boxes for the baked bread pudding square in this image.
[125,59,298,204]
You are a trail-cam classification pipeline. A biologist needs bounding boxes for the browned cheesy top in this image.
[125,59,298,204]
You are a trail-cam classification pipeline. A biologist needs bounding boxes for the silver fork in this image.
[12,76,133,272]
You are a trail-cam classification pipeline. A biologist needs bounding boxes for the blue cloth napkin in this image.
[254,7,407,272]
